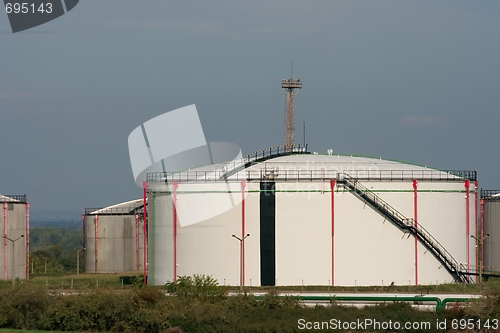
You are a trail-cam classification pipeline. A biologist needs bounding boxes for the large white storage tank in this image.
[146,145,477,286]
[84,199,145,273]
[0,194,29,280]
[482,190,500,273]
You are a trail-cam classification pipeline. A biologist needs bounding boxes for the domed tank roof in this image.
[147,145,476,183]
[0,194,26,203]
[242,153,466,182]
[85,198,146,215]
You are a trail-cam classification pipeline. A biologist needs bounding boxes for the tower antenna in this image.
[282,63,302,151]
[303,121,306,146]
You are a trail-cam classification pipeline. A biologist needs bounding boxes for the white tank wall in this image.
[85,214,144,273]
[334,188,415,286]
[484,200,500,271]
[148,179,474,286]
[0,202,28,280]
[336,181,471,285]
[148,185,262,286]
[275,182,331,285]
[147,192,173,285]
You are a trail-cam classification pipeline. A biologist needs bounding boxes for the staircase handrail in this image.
[219,143,308,180]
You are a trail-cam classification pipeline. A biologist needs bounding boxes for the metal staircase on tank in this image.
[338,173,472,283]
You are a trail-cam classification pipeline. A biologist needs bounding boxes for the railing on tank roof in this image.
[219,143,308,180]
[244,143,308,162]
[147,169,337,183]
[85,203,144,216]
[0,194,27,203]
[481,189,500,200]
[250,168,475,182]
[345,169,476,182]
[147,168,476,184]
[147,169,229,183]
[147,143,309,183]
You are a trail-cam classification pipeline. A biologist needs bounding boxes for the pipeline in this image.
[254,295,473,312]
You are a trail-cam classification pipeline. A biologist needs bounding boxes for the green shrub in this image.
[0,284,49,329]
[165,275,227,302]
[128,307,169,333]
[258,290,300,310]
[6,280,500,333]
[139,286,165,305]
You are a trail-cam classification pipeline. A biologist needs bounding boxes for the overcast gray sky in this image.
[1,1,499,216]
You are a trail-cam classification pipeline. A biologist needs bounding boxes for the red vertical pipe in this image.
[143,181,147,284]
[81,214,85,253]
[95,215,99,273]
[474,181,479,281]
[26,203,30,279]
[4,202,7,280]
[481,199,485,275]
[135,214,139,271]
[465,180,470,273]
[82,214,86,275]
[241,180,246,287]
[413,180,418,286]
[330,179,335,286]
[173,181,179,281]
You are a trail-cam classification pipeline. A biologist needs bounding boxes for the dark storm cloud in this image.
[1,1,499,215]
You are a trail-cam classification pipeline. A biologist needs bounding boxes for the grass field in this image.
[0,271,498,295]
[0,273,138,291]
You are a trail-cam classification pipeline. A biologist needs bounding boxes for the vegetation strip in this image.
[0,275,499,333]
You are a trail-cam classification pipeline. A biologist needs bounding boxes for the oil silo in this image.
[84,198,145,273]
[482,190,500,273]
[0,194,29,280]
[146,145,477,287]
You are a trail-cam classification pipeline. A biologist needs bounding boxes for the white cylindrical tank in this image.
[483,190,500,273]
[147,148,477,286]
[0,194,29,280]
[84,199,145,273]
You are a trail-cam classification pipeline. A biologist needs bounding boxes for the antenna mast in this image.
[282,63,302,150]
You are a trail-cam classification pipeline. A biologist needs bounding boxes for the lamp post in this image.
[44,257,47,274]
[471,233,490,292]
[232,234,250,291]
[3,235,24,287]
[77,247,85,278]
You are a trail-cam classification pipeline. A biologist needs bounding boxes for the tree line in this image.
[29,226,83,275]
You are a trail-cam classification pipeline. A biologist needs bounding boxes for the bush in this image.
[120,274,145,287]
[259,289,300,310]
[40,288,170,333]
[40,290,134,331]
[0,284,49,329]
[165,275,227,302]
[139,286,165,305]
[5,280,500,332]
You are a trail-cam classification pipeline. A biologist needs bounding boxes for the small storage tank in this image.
[482,190,500,273]
[0,194,29,280]
[84,199,145,273]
